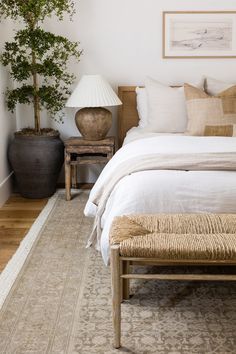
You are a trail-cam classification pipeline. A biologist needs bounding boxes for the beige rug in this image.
[0,191,236,354]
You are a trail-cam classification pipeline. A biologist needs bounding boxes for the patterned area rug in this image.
[0,191,236,353]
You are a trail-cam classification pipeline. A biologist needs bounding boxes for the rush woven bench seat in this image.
[110,214,236,260]
[109,214,236,349]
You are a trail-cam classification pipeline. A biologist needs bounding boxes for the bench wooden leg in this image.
[111,245,121,349]
[120,260,123,303]
[123,261,130,300]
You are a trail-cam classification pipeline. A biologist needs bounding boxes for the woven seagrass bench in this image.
[109,214,236,349]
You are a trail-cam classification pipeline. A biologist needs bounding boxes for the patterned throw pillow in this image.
[184,84,236,136]
[204,125,236,137]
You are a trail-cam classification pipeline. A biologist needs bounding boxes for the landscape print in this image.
[163,12,236,58]
[170,20,232,51]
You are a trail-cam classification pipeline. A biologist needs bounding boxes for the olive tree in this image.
[0,0,82,132]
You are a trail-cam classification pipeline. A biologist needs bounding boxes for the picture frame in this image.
[163,11,236,58]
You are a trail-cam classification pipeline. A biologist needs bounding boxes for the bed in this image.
[84,86,236,265]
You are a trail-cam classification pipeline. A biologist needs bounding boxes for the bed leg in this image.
[123,261,130,300]
[111,245,121,349]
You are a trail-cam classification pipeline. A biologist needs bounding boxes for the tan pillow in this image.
[204,125,236,137]
[184,84,236,136]
[205,77,234,96]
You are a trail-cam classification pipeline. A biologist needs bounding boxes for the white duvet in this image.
[84,132,236,265]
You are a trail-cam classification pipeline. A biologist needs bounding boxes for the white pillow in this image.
[135,87,148,128]
[205,77,234,96]
[145,77,203,133]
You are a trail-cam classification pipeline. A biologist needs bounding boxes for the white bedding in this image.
[124,126,182,144]
[85,128,236,265]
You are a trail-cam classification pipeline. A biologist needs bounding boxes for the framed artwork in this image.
[163,11,236,58]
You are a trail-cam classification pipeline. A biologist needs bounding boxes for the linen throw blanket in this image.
[87,151,236,249]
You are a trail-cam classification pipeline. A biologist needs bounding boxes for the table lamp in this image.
[66,75,122,140]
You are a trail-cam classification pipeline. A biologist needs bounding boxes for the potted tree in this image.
[0,0,82,198]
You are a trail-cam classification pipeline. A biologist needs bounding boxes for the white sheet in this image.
[85,130,236,265]
[124,126,182,144]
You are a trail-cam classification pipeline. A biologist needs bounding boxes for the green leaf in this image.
[0,0,82,129]
[6,85,34,111]
[0,0,76,23]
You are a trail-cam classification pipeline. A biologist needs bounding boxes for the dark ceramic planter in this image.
[8,133,64,199]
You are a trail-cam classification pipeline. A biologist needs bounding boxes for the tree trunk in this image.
[32,51,41,133]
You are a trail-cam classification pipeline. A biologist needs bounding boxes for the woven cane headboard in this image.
[117,86,139,148]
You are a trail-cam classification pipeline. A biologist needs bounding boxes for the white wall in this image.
[17,0,236,182]
[73,0,236,84]
[0,19,16,206]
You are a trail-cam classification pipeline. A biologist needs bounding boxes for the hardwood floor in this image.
[0,195,48,272]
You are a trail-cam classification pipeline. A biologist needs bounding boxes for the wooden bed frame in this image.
[117,86,139,148]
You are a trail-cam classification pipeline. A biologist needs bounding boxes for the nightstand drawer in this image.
[66,145,113,155]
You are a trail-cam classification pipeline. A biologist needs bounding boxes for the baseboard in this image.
[0,172,13,207]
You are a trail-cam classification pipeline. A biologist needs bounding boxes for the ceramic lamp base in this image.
[75,107,112,140]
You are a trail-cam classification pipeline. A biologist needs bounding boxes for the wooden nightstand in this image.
[64,136,115,200]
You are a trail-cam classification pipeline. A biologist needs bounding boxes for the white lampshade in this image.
[66,75,122,108]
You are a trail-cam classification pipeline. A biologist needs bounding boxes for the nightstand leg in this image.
[65,152,71,201]
[72,165,78,189]
[107,152,113,161]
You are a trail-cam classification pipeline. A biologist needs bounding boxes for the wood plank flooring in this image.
[0,195,48,272]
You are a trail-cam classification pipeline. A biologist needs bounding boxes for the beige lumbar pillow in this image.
[184,83,236,136]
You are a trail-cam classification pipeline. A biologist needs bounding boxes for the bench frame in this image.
[110,244,236,349]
